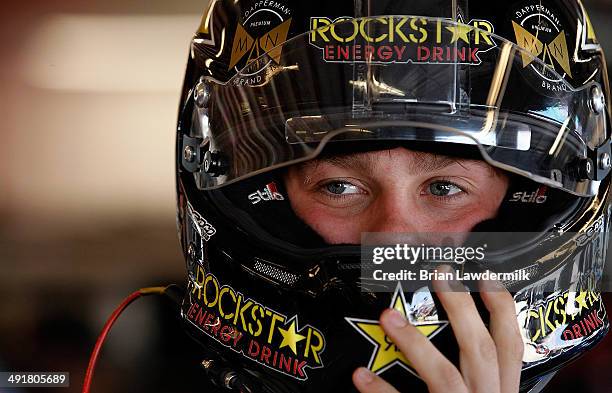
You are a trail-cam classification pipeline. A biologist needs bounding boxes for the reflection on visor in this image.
[189,16,606,196]
[285,115,532,151]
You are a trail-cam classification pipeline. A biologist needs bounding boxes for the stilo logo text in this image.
[248,182,285,204]
[509,186,548,204]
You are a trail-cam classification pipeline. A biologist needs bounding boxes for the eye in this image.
[428,181,463,197]
[324,181,362,195]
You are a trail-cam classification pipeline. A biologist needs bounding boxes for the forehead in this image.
[296,147,496,176]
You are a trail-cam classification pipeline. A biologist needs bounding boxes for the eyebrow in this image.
[302,150,493,176]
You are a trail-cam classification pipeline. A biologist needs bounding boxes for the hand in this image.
[352,276,524,393]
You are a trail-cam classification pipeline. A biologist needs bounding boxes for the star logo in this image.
[345,284,448,376]
[567,290,600,316]
[574,291,589,312]
[278,316,307,355]
[445,21,474,44]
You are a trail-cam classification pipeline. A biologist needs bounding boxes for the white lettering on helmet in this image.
[248,182,285,204]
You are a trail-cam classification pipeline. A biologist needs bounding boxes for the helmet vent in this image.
[253,259,299,286]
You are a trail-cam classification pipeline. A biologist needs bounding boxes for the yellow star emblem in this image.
[445,22,473,44]
[574,290,590,313]
[346,284,448,376]
[278,317,306,355]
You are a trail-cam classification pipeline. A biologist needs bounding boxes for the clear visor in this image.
[196,17,607,196]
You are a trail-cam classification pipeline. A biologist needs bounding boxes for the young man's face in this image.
[284,147,509,244]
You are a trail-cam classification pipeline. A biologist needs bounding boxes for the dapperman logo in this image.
[309,16,496,64]
[512,4,572,92]
[185,268,325,380]
[228,0,292,85]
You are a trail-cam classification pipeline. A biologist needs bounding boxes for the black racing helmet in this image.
[175,0,611,391]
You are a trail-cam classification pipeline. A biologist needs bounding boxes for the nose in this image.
[364,192,423,234]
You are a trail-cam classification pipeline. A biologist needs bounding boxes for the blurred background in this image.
[1,0,612,392]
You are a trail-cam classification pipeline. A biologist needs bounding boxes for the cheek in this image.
[417,188,508,232]
[284,172,367,244]
[439,179,507,231]
[290,201,364,244]
[423,205,495,232]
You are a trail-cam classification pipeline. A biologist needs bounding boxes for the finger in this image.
[432,267,500,393]
[352,367,400,393]
[479,280,523,393]
[380,309,468,393]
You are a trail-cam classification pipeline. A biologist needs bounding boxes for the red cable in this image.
[82,290,143,393]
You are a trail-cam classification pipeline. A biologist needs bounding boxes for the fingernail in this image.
[435,265,465,292]
[356,367,374,384]
[432,266,451,291]
[385,308,408,328]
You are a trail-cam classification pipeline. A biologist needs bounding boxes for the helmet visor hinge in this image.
[589,141,612,181]
[181,134,203,173]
